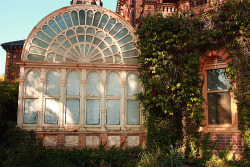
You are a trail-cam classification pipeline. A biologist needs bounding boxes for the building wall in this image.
[4,49,21,81]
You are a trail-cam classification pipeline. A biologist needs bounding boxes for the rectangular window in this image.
[65,99,80,124]
[86,100,100,125]
[127,100,140,125]
[107,100,120,125]
[207,68,231,125]
[23,99,38,124]
[45,99,59,124]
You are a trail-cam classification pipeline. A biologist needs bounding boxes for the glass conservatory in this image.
[17,0,145,148]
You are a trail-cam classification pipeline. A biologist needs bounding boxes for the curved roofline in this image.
[22,4,137,63]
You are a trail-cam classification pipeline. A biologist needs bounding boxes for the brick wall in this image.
[37,132,147,149]
[211,133,244,153]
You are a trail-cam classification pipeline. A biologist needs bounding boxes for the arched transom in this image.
[24,6,138,64]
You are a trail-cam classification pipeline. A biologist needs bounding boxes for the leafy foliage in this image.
[137,0,249,162]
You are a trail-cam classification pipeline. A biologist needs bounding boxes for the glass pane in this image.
[124,57,138,64]
[98,14,109,29]
[110,23,123,36]
[32,38,49,49]
[107,72,120,96]
[99,42,107,50]
[105,37,113,45]
[127,73,140,96]
[86,72,100,96]
[45,99,59,124]
[121,42,136,51]
[37,31,52,43]
[55,16,67,31]
[123,49,139,57]
[127,100,140,125]
[71,11,79,26]
[93,12,101,27]
[86,35,93,42]
[86,27,95,34]
[78,35,85,42]
[66,30,75,37]
[48,20,61,34]
[27,54,45,61]
[114,28,128,40]
[42,25,56,38]
[79,10,85,25]
[65,99,80,124]
[23,99,38,124]
[67,71,80,96]
[50,43,59,52]
[30,46,46,55]
[76,27,85,33]
[57,35,66,43]
[63,13,73,28]
[87,10,94,25]
[46,71,60,95]
[107,100,120,125]
[25,70,40,95]
[104,18,116,32]
[63,41,71,49]
[118,35,133,46]
[86,100,100,125]
[207,68,230,91]
[96,31,105,39]
[111,45,118,54]
[208,92,231,124]
[103,49,111,56]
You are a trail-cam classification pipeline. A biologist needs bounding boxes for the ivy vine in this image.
[137,0,249,160]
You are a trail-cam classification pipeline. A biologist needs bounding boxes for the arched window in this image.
[25,70,40,95]
[204,58,231,124]
[106,72,121,125]
[65,71,81,124]
[45,71,61,124]
[86,71,101,125]
[126,73,140,125]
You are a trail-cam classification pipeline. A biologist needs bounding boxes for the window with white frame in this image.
[23,70,40,124]
[86,71,101,125]
[126,73,140,125]
[106,72,121,125]
[44,70,61,124]
[65,71,81,124]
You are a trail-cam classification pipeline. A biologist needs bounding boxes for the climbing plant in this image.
[211,0,250,160]
[137,0,249,160]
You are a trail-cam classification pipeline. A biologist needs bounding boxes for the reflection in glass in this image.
[24,99,38,124]
[107,100,120,125]
[86,100,100,125]
[87,72,100,96]
[107,72,120,96]
[65,99,80,124]
[46,71,60,95]
[207,68,230,91]
[67,71,80,96]
[127,73,140,97]
[25,70,40,95]
[208,92,231,124]
[45,99,59,124]
[127,100,140,125]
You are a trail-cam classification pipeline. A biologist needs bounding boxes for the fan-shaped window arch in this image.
[24,6,139,64]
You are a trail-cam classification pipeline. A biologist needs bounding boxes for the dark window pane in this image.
[208,92,231,124]
[207,68,230,91]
